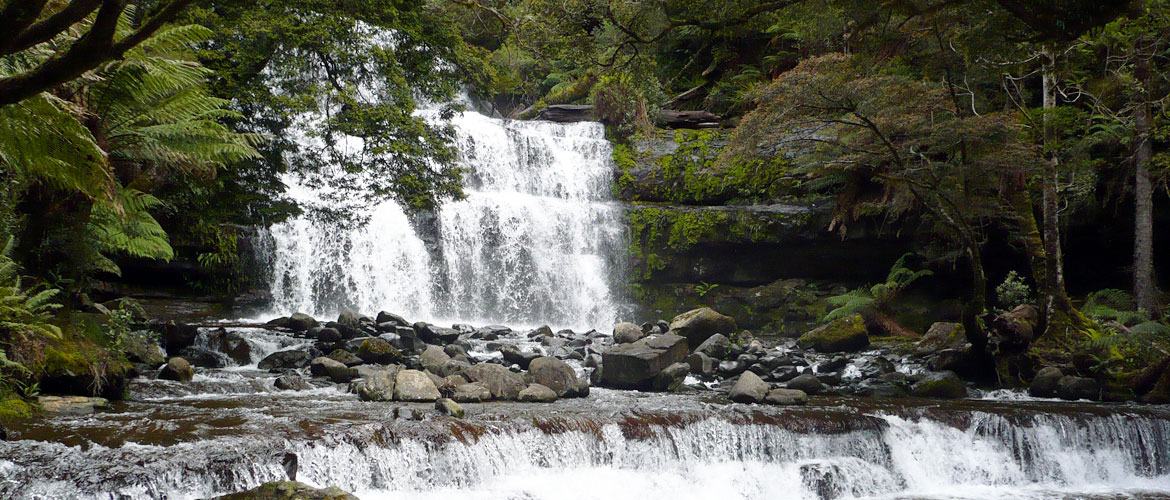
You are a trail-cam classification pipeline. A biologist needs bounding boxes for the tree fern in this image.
[824,253,932,321]
[87,187,175,276]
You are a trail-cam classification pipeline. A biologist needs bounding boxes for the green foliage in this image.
[824,254,932,321]
[995,271,1032,311]
[0,236,62,397]
[590,74,653,143]
[696,281,719,297]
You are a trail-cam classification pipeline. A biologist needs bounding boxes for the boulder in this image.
[652,362,691,392]
[287,313,318,332]
[336,310,364,337]
[452,382,492,403]
[274,375,312,391]
[310,357,356,383]
[600,334,689,390]
[668,307,737,349]
[376,311,409,327]
[916,322,969,354]
[765,388,808,405]
[394,369,441,402]
[528,357,579,397]
[38,395,109,415]
[356,366,401,402]
[797,315,870,353]
[327,349,363,367]
[415,323,461,345]
[156,321,199,355]
[435,398,465,418]
[693,333,731,359]
[258,350,313,371]
[178,346,229,368]
[1058,375,1100,401]
[786,374,825,395]
[499,344,540,369]
[158,357,194,382]
[438,359,472,378]
[212,481,358,500]
[686,352,715,376]
[465,363,526,400]
[910,372,967,399]
[856,378,907,398]
[356,338,402,365]
[518,383,558,402]
[1029,367,1063,398]
[729,371,770,403]
[613,322,645,344]
[314,327,342,343]
[122,335,166,366]
[420,345,452,374]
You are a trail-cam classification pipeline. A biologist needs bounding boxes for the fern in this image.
[0,237,62,343]
[824,253,931,321]
[1082,289,1149,325]
[88,187,175,275]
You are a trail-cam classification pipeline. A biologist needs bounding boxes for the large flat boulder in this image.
[797,314,869,353]
[668,308,737,349]
[600,334,689,390]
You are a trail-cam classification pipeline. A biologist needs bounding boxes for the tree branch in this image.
[6,0,103,56]
[0,0,50,55]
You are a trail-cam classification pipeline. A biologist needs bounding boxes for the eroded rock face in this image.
[797,315,869,353]
[668,308,737,349]
[600,334,689,390]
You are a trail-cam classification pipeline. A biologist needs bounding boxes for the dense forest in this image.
[1,0,1169,416]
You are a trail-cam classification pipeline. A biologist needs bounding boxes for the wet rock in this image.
[439,359,472,378]
[215,330,253,365]
[394,369,441,402]
[854,356,896,379]
[668,307,738,349]
[573,376,591,398]
[1029,366,1063,398]
[1058,375,1100,401]
[444,344,469,359]
[730,371,770,403]
[693,333,731,359]
[613,322,644,344]
[600,334,689,390]
[718,359,746,377]
[817,356,849,373]
[327,349,363,367]
[916,322,969,354]
[855,378,907,398]
[415,323,461,345]
[528,357,579,397]
[355,366,401,402]
[910,371,967,399]
[817,371,842,386]
[178,346,228,369]
[786,374,825,395]
[356,338,402,365]
[519,383,558,402]
[310,357,356,383]
[465,363,526,400]
[770,366,800,382]
[314,327,342,343]
[499,344,540,369]
[452,382,492,403]
[797,314,869,353]
[392,327,425,354]
[435,397,465,418]
[336,310,364,338]
[258,350,313,371]
[765,388,808,405]
[155,321,200,355]
[158,357,194,382]
[287,313,319,332]
[212,480,358,500]
[38,395,109,415]
[376,311,410,328]
[122,334,166,366]
[274,375,312,391]
[530,325,554,338]
[653,362,691,392]
[686,352,715,376]
[420,345,452,374]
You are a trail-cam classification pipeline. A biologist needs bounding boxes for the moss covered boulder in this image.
[910,371,967,399]
[356,338,402,365]
[797,315,870,353]
[668,307,737,349]
[213,481,358,500]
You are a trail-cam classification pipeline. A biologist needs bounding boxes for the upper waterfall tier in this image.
[263,110,625,331]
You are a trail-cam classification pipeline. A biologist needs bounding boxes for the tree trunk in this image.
[1009,188,1047,297]
[1133,37,1159,315]
[1040,47,1070,317]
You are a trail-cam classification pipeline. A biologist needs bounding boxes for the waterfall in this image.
[263,109,625,331]
[3,407,1168,500]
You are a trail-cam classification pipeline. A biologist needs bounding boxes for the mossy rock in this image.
[910,372,967,399]
[0,395,34,422]
[796,315,870,353]
[356,338,403,365]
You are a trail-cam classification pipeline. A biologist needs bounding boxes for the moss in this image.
[796,314,870,352]
[0,394,34,422]
[12,315,133,399]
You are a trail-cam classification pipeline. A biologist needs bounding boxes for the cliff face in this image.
[615,129,909,333]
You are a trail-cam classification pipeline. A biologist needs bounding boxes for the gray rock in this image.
[465,363,526,400]
[38,395,109,415]
[287,313,319,332]
[258,349,313,371]
[274,375,312,391]
[499,344,540,369]
[394,369,441,402]
[910,371,967,399]
[653,362,691,392]
[518,383,558,402]
[356,366,401,402]
[686,352,715,376]
[786,374,825,395]
[356,338,402,365]
[600,334,689,390]
[435,398,464,418]
[668,307,738,349]
[310,356,356,383]
[693,333,731,359]
[215,329,252,365]
[327,349,363,367]
[765,388,808,405]
[916,322,969,354]
[452,382,492,403]
[337,310,364,338]
[1029,366,1063,398]
[1058,375,1100,401]
[212,480,358,500]
[158,357,194,382]
[730,371,770,403]
[439,359,472,378]
[420,345,452,374]
[376,311,409,327]
[528,357,579,397]
[613,322,645,344]
[856,378,907,398]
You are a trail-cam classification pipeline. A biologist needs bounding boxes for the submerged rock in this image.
[600,334,689,390]
[797,315,869,353]
[212,480,358,500]
[158,357,194,382]
[668,307,737,349]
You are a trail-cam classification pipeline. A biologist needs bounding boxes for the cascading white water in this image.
[264,109,624,331]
